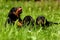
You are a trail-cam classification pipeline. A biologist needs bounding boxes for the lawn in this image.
[0,0,60,40]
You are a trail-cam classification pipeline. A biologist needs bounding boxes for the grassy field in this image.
[0,1,60,40]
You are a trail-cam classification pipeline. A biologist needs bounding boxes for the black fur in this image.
[5,7,22,27]
[23,16,34,26]
[36,16,60,27]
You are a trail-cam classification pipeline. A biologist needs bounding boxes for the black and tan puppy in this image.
[5,7,22,27]
[36,16,46,27]
[23,16,34,26]
[36,16,60,27]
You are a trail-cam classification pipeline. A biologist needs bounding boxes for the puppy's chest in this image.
[9,14,19,21]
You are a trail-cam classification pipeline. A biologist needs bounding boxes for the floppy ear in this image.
[10,7,17,12]
[8,7,17,16]
[13,11,19,17]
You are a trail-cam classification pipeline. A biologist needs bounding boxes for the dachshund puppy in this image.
[36,16,60,27]
[23,16,34,26]
[36,16,46,27]
[5,7,22,27]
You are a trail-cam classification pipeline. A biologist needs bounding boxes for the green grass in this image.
[0,1,60,40]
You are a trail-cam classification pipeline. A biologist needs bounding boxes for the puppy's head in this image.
[13,7,22,17]
[36,16,46,26]
[16,7,22,15]
[23,16,34,26]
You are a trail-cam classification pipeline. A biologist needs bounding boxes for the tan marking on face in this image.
[13,12,18,17]
[38,20,42,24]
[38,19,46,25]
[16,8,22,14]
[13,8,22,17]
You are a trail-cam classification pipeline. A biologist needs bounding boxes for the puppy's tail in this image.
[49,21,60,25]
[53,22,60,25]
[46,20,60,25]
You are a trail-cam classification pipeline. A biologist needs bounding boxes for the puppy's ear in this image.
[8,7,17,16]
[10,7,17,12]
